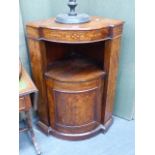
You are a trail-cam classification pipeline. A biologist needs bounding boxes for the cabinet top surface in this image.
[27,16,124,30]
[19,67,38,97]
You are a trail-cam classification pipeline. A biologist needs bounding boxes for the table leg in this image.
[25,111,41,155]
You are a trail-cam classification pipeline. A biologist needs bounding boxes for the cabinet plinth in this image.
[26,16,124,140]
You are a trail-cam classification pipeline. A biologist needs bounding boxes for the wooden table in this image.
[19,67,41,155]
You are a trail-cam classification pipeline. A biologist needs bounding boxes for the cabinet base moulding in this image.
[37,121,51,135]
[37,117,113,140]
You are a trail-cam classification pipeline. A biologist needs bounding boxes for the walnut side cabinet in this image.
[26,16,124,140]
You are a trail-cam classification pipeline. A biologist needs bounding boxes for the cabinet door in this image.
[53,87,103,133]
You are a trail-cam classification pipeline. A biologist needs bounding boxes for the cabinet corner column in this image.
[26,25,50,127]
[101,36,122,129]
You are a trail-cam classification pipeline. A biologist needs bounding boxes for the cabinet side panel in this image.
[27,38,49,125]
[102,37,122,124]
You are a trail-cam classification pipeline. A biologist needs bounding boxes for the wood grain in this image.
[102,37,122,124]
[26,16,124,139]
[45,58,105,137]
[19,67,37,96]
[27,39,49,125]
[26,16,124,43]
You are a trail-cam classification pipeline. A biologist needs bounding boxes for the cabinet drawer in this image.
[19,95,31,111]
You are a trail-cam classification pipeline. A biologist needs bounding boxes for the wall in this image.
[19,7,30,73]
[87,0,135,120]
[19,0,89,71]
[19,0,134,120]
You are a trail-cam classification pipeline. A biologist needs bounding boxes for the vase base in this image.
[55,13,91,24]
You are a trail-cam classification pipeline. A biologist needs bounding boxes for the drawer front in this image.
[46,77,103,91]
[19,97,25,111]
[19,96,31,111]
[41,28,109,43]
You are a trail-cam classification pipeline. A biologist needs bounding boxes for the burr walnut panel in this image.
[54,89,98,126]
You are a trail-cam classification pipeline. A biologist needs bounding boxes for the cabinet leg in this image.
[26,111,41,155]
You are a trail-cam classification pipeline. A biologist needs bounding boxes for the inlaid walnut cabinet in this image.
[26,16,124,140]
